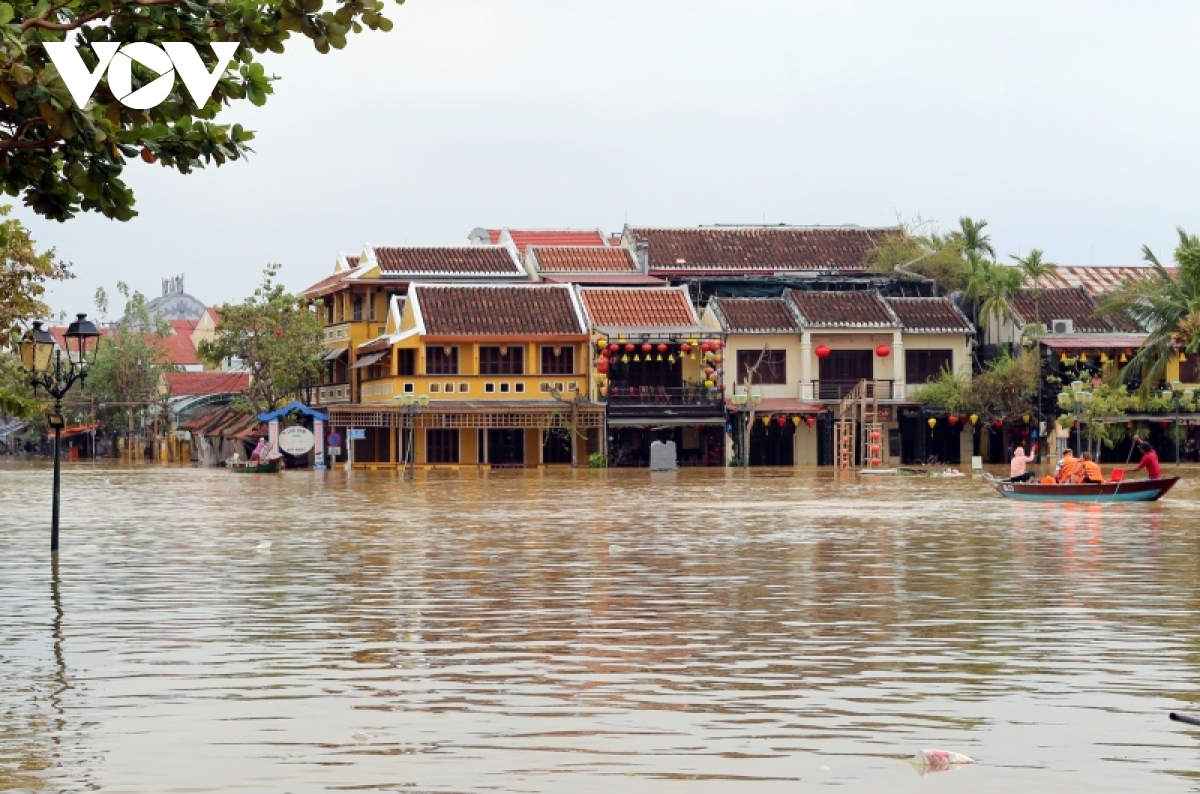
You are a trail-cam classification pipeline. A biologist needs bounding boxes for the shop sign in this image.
[278,426,315,455]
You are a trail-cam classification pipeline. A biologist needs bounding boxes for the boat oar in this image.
[1170,712,1200,727]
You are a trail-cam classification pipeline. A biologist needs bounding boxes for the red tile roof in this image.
[301,268,360,298]
[1009,287,1140,333]
[787,290,899,327]
[627,226,898,273]
[165,371,250,396]
[1039,333,1148,349]
[413,285,585,336]
[1035,265,1177,296]
[531,246,638,273]
[487,229,607,254]
[708,297,800,332]
[579,288,699,327]
[885,297,973,333]
[541,274,665,285]
[161,328,201,366]
[372,246,523,276]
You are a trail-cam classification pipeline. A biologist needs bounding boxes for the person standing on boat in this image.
[1078,452,1104,484]
[1131,441,1162,480]
[1009,444,1036,483]
[251,437,267,464]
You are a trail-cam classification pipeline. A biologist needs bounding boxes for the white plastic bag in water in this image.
[913,749,974,772]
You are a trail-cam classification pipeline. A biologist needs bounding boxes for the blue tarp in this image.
[258,401,330,423]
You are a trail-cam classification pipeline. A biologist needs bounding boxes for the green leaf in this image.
[0,4,14,25]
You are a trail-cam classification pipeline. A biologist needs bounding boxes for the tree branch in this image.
[0,133,62,150]
[21,0,186,31]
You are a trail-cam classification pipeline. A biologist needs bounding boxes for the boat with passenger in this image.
[983,472,1178,503]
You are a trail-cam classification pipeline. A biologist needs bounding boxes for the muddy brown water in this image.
[3,461,1200,792]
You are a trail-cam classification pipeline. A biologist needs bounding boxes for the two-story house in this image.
[327,283,603,468]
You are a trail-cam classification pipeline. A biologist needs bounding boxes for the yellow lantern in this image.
[596,337,608,349]
[704,379,714,388]
[633,353,640,362]
[969,414,978,425]
[1099,352,1109,364]
[927,417,937,429]
[761,415,771,427]
[1181,351,1189,363]
[1060,352,1068,363]
[791,415,801,427]
[1079,351,1088,363]
[1022,413,1031,423]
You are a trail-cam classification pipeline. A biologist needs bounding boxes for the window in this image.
[429,382,440,393]
[499,382,510,393]
[426,429,460,463]
[367,291,377,321]
[397,349,416,376]
[480,345,524,375]
[485,383,496,393]
[541,345,574,375]
[352,295,363,322]
[819,349,872,381]
[459,382,470,394]
[1181,356,1200,383]
[515,382,525,393]
[425,346,459,375]
[737,350,787,385]
[906,349,953,384]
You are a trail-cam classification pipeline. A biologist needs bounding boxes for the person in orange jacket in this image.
[1056,449,1080,483]
[1077,451,1104,484]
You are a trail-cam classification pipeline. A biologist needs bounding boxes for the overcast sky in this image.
[24,0,1200,316]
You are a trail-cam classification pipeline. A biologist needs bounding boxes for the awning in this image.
[607,417,727,427]
[728,399,824,414]
[321,347,348,361]
[1039,334,1147,349]
[350,351,387,370]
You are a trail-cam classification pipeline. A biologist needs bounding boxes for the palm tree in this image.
[958,217,996,259]
[1098,227,1200,390]
[1010,249,1058,332]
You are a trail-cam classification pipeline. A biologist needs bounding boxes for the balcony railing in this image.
[808,379,895,401]
[607,383,724,408]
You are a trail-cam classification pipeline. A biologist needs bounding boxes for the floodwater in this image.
[3,462,1200,793]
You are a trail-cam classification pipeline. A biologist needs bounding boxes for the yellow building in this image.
[327,283,603,468]
[704,291,975,466]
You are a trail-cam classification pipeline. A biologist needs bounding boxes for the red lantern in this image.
[700,341,712,352]
[641,343,652,353]
[948,415,959,426]
[608,343,620,353]
[704,366,715,376]
[815,345,831,359]
[875,344,891,358]
[870,444,880,453]
[597,361,609,374]
[680,343,691,353]
[712,340,724,350]
[870,457,880,466]
[657,343,668,353]
[805,416,816,427]
[624,343,635,353]
[870,431,880,440]
[993,420,1004,430]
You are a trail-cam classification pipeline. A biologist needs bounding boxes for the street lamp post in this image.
[19,315,101,553]
[393,393,430,479]
[1163,381,1195,470]
[1056,380,1092,456]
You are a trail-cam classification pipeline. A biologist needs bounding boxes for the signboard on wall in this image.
[278,426,315,455]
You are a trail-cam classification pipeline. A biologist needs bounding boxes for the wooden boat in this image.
[226,459,282,474]
[983,472,1179,503]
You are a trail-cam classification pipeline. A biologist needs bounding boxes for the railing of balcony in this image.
[607,382,724,407]
[809,379,894,401]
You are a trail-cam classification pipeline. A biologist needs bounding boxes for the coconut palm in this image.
[1098,227,1200,389]
[958,217,996,259]
[1010,249,1058,332]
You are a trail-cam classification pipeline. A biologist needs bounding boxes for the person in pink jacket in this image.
[1009,444,1036,483]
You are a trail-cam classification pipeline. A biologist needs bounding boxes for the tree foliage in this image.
[1098,227,1200,390]
[198,263,323,416]
[0,202,71,346]
[86,283,174,430]
[913,353,1039,422]
[0,0,402,221]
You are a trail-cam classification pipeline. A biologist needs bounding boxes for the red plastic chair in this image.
[1108,468,1125,484]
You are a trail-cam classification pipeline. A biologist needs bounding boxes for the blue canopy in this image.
[258,401,330,422]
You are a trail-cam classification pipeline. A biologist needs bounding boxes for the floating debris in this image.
[912,749,974,773]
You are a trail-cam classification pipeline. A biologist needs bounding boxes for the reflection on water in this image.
[3,462,1200,792]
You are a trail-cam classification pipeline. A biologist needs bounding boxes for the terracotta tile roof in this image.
[1035,265,1177,296]
[1009,287,1140,333]
[708,297,800,333]
[787,290,899,327]
[413,285,585,336]
[165,371,250,396]
[160,328,201,366]
[1039,333,1148,349]
[301,267,359,298]
[488,229,607,254]
[579,288,699,327]
[531,246,638,273]
[626,226,898,273]
[541,274,665,285]
[345,255,359,268]
[372,245,523,277]
[885,297,973,333]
